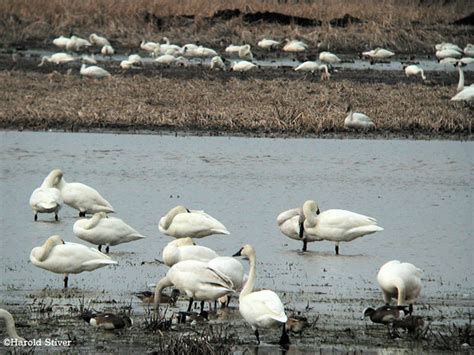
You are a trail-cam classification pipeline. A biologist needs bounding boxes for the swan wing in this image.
[244,290,287,323]
[30,187,62,212]
[62,182,114,213]
[207,257,244,289]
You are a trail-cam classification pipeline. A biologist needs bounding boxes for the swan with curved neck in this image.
[29,169,63,221]
[0,309,25,341]
[233,244,289,346]
[30,235,117,288]
[162,237,219,266]
[277,207,323,252]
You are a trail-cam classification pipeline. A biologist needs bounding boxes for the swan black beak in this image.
[232,248,243,257]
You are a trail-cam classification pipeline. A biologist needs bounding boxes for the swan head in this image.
[302,200,320,217]
[232,244,255,259]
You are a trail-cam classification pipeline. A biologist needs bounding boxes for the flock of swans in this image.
[0,165,425,345]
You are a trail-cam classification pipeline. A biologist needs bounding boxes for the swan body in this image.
[53,36,70,49]
[404,65,426,80]
[377,260,422,307]
[50,169,114,216]
[233,245,289,345]
[302,200,383,255]
[277,207,323,251]
[101,45,114,56]
[128,54,143,65]
[225,44,246,54]
[283,39,308,52]
[238,44,253,61]
[451,86,474,101]
[159,205,229,238]
[38,53,75,66]
[344,106,376,130]
[154,37,181,56]
[210,56,226,70]
[435,42,462,52]
[162,237,219,266]
[294,61,330,80]
[436,49,462,60]
[80,64,111,79]
[82,54,97,65]
[120,60,135,69]
[89,34,110,47]
[460,57,474,65]
[154,54,178,65]
[0,309,25,341]
[464,44,474,57]
[319,51,341,64]
[193,46,218,58]
[362,48,395,59]
[141,40,159,54]
[231,60,257,72]
[258,39,280,50]
[29,169,63,221]
[73,212,146,252]
[66,36,91,52]
[30,235,117,288]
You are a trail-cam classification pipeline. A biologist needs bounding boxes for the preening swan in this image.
[183,46,217,58]
[404,64,426,80]
[80,64,111,79]
[73,212,146,253]
[302,200,383,255]
[38,53,75,67]
[257,39,280,50]
[377,260,422,312]
[319,51,341,64]
[210,56,226,70]
[233,245,289,346]
[30,235,117,288]
[154,54,179,65]
[277,207,323,252]
[231,60,257,72]
[29,169,63,221]
[89,33,110,47]
[159,205,229,238]
[0,309,25,341]
[49,169,114,217]
[140,40,159,55]
[344,105,376,130]
[162,237,219,266]
[435,42,462,52]
[238,44,253,61]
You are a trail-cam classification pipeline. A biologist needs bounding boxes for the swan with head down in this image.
[277,207,323,252]
[162,237,219,267]
[29,169,63,221]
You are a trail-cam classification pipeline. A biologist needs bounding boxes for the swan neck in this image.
[42,170,61,188]
[0,310,22,339]
[240,253,256,298]
[37,238,59,262]
[154,276,172,314]
[84,213,103,230]
[161,206,186,230]
[457,65,464,92]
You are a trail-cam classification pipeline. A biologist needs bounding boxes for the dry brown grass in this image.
[0,70,470,137]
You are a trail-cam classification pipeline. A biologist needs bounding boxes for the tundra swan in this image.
[49,169,114,216]
[231,60,257,72]
[277,207,323,252]
[29,169,63,221]
[52,36,70,49]
[140,40,159,55]
[257,39,280,50]
[404,64,426,80]
[435,42,462,52]
[283,39,308,52]
[81,311,132,329]
[377,260,422,312]
[233,245,289,346]
[154,54,179,65]
[362,48,395,60]
[238,44,253,61]
[451,62,474,101]
[0,309,25,341]
[66,36,91,52]
[127,54,142,65]
[162,237,219,266]
[319,51,341,64]
[30,235,117,288]
[38,53,75,66]
[225,44,246,54]
[89,33,110,47]
[464,44,474,57]
[294,61,330,80]
[80,64,111,79]
[344,105,376,130]
[302,200,383,255]
[101,45,114,57]
[436,48,462,60]
[210,56,226,70]
[120,60,135,69]
[73,212,146,253]
[82,54,97,65]
[155,37,181,56]
[159,205,229,238]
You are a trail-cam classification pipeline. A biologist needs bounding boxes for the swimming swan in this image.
[302,200,383,255]
[344,105,376,130]
[73,212,146,253]
[233,244,289,346]
[377,260,422,312]
[30,235,117,288]
[404,64,426,80]
[162,237,219,266]
[50,169,114,217]
[277,207,323,252]
[0,309,25,341]
[159,205,229,238]
[29,169,63,221]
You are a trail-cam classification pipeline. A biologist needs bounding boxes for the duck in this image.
[30,235,117,288]
[81,311,132,330]
[162,237,219,267]
[319,51,341,64]
[233,244,289,346]
[377,260,422,313]
[283,39,308,52]
[210,56,226,70]
[294,61,330,80]
[238,44,253,61]
[392,315,425,334]
[73,212,146,253]
[101,45,114,57]
[257,39,280,50]
[80,64,111,79]
[231,60,257,72]
[133,289,180,305]
[344,105,376,130]
[52,36,70,49]
[29,169,63,221]
[362,304,409,337]
[404,64,426,80]
[0,309,25,341]
[362,48,395,60]
[38,53,76,67]
[89,33,110,47]
[49,169,114,217]
[285,315,309,334]
[158,205,229,239]
[302,200,383,255]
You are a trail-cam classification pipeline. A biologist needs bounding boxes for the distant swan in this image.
[362,48,395,60]
[233,244,289,346]
[257,39,280,50]
[80,64,111,79]
[451,62,474,101]
[210,56,226,70]
[238,44,253,61]
[29,169,63,221]
[283,39,308,52]
[319,51,341,64]
[277,207,323,252]
[73,212,146,253]
[159,205,229,238]
[30,235,117,288]
[101,45,114,57]
[162,237,219,266]
[52,36,70,49]
[294,61,330,80]
[38,53,75,67]
[231,60,257,72]
[404,64,426,80]
[302,200,383,255]
[89,33,110,47]
[0,309,25,341]
[344,105,376,130]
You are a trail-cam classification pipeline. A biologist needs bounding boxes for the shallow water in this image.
[0,131,472,352]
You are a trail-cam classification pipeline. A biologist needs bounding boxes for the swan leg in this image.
[302,240,307,252]
[79,211,86,217]
[63,275,69,289]
[279,323,290,348]
[335,243,339,255]
[254,328,260,344]
[105,245,110,253]
[55,213,59,221]
[98,245,102,252]
[409,304,413,315]
[200,300,205,313]
[186,298,194,312]
[34,213,38,221]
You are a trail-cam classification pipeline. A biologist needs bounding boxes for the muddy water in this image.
[1,131,472,352]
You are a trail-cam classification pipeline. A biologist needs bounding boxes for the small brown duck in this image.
[393,315,425,334]
[133,289,180,305]
[285,315,309,334]
[362,305,409,337]
[81,311,133,330]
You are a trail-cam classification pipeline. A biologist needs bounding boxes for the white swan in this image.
[120,60,135,69]
[377,260,422,312]
[52,36,70,49]
[29,169,63,221]
[344,105,376,130]
[82,54,97,65]
[140,40,159,55]
[128,54,143,65]
[233,244,289,346]
[65,36,91,52]
[225,44,246,54]
[159,205,229,238]
[162,237,219,266]
[238,44,253,61]
[49,169,114,217]
[362,48,395,60]
[231,60,257,72]
[154,54,178,65]
[451,62,474,101]
[404,64,426,80]
[73,212,146,253]
[436,48,462,60]
[210,56,226,70]
[283,39,308,52]
[319,51,341,64]
[435,42,462,52]
[30,235,117,288]
[101,45,114,57]
[294,61,330,80]
[257,39,280,50]
[38,53,75,67]
[277,207,322,252]
[0,309,25,341]
[80,64,111,79]
[153,259,235,314]
[156,37,181,56]
[302,200,383,255]
[89,33,110,47]
[464,43,474,57]
[456,62,469,92]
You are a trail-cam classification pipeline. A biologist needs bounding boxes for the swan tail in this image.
[82,259,118,267]
[212,228,230,235]
[37,202,59,211]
